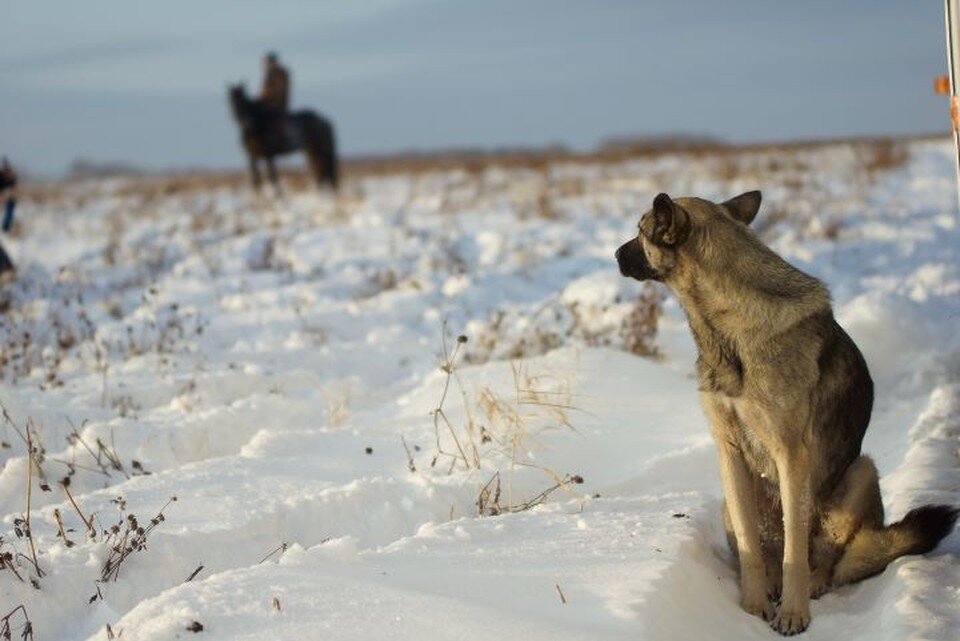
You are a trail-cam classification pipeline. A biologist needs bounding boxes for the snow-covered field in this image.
[0,139,958,640]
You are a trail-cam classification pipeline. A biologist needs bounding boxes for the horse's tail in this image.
[321,118,338,189]
[303,114,338,189]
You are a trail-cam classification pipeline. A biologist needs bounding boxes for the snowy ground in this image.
[0,139,958,640]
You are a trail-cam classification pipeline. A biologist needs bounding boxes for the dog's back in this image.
[805,311,873,496]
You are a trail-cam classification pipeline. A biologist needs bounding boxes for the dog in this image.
[615,191,958,635]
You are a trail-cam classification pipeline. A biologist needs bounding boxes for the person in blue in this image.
[0,157,17,275]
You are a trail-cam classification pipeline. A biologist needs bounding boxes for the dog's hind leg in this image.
[830,459,957,588]
[810,456,883,597]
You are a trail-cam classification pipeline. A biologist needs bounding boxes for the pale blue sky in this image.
[0,1,948,175]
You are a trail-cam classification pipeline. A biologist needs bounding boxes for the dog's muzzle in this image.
[616,238,659,281]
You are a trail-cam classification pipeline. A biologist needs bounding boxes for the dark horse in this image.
[228,84,338,191]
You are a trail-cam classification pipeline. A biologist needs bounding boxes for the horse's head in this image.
[227,82,250,122]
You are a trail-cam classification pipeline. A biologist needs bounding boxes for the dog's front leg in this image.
[716,440,774,621]
[772,446,812,635]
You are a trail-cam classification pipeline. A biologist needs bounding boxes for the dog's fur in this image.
[616,192,958,635]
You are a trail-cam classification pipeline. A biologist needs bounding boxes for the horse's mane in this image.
[229,85,270,127]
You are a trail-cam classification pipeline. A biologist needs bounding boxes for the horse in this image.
[228,83,338,191]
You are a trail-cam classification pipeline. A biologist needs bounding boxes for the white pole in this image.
[944,0,960,214]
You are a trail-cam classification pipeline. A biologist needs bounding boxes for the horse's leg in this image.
[299,119,330,190]
[248,155,263,191]
[265,157,282,197]
[325,127,339,189]
[327,146,338,190]
[307,150,325,189]
[311,125,338,189]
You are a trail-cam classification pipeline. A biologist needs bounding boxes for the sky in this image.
[0,1,950,175]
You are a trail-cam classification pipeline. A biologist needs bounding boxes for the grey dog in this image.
[616,191,957,635]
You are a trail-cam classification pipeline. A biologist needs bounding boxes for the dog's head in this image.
[615,191,762,282]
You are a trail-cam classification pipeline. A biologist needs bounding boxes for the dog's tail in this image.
[832,504,958,586]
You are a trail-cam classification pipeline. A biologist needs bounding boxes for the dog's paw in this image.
[809,581,830,600]
[741,596,776,622]
[770,607,811,636]
[809,570,831,600]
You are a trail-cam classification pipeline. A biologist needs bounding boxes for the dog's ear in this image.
[722,191,762,225]
[651,193,690,246]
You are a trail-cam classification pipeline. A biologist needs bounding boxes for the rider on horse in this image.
[258,52,290,125]
[229,53,338,190]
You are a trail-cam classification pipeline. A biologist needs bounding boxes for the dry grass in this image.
[0,269,204,406]
[429,329,479,471]
[476,470,583,517]
[0,414,49,586]
[258,541,290,564]
[0,403,166,599]
[321,383,351,428]
[621,284,662,357]
[16,133,934,207]
[94,495,177,588]
[465,283,663,365]
[422,324,585,514]
[861,139,910,175]
[0,604,34,641]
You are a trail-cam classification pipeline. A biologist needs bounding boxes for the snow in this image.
[0,139,958,640]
